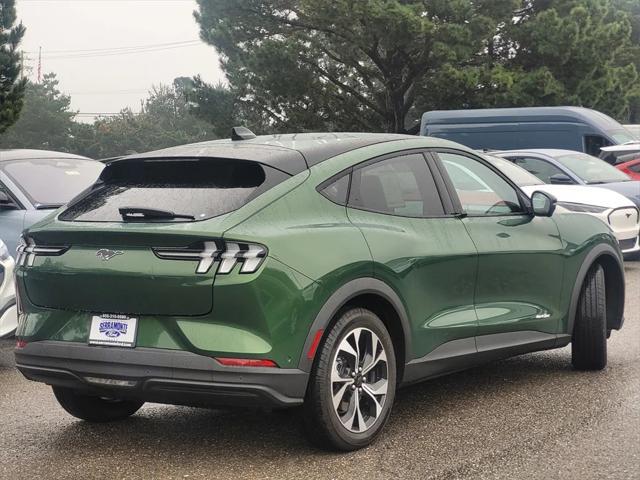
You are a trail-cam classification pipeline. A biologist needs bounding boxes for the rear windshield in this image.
[2,158,103,207]
[60,158,290,222]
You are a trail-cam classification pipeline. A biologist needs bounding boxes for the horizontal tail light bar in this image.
[152,240,267,275]
[16,236,70,267]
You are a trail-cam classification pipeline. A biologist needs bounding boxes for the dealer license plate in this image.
[88,314,138,348]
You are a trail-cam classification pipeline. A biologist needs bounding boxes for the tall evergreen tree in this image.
[193,0,640,133]
[0,0,26,133]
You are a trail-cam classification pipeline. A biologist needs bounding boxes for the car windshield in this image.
[609,130,637,144]
[555,153,631,184]
[624,125,640,140]
[1,158,104,207]
[483,155,544,187]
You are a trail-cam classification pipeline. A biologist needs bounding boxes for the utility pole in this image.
[37,47,42,83]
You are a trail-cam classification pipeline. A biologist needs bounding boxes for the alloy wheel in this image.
[331,327,389,433]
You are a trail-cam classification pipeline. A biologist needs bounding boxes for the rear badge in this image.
[96,249,124,261]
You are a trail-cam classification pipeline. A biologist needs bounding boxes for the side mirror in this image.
[549,173,574,185]
[0,191,18,210]
[531,191,557,217]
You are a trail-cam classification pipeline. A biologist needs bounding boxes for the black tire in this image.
[572,264,607,371]
[53,386,144,422]
[303,308,397,451]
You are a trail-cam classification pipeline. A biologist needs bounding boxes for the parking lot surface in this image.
[1,262,639,480]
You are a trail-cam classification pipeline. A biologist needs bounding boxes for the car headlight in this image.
[0,240,10,261]
[556,202,608,214]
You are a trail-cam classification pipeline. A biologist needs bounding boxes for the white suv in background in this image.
[483,154,640,256]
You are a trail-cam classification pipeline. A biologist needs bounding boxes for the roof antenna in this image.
[231,126,257,141]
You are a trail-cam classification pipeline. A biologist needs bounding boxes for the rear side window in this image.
[348,153,444,217]
[60,158,289,222]
[319,174,350,205]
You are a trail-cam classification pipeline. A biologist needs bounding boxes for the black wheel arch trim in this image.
[298,277,412,373]
[567,243,625,334]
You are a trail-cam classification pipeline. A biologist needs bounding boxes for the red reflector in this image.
[15,339,27,349]
[215,357,278,368]
[307,329,324,360]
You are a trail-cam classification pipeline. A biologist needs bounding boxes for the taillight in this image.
[16,236,69,267]
[15,339,27,349]
[215,357,278,368]
[153,240,267,275]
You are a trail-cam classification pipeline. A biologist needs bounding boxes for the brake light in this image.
[215,357,278,368]
[15,339,27,349]
[16,236,69,267]
[153,240,267,275]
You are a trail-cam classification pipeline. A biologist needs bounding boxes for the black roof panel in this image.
[120,132,412,175]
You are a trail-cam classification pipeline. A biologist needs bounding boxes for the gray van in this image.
[420,107,636,156]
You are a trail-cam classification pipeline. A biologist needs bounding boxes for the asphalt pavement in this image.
[1,262,639,480]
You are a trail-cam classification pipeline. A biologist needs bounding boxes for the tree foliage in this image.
[193,0,640,133]
[73,78,217,158]
[0,75,217,158]
[0,73,76,150]
[0,0,26,133]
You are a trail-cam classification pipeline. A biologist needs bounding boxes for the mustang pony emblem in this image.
[96,249,124,261]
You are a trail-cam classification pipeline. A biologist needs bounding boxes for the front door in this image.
[434,150,565,350]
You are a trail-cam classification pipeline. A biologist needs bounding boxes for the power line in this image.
[35,41,203,60]
[24,39,200,55]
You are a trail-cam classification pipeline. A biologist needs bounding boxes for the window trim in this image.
[430,148,533,218]
[315,148,456,219]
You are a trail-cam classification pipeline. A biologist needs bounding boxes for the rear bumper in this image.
[15,341,308,408]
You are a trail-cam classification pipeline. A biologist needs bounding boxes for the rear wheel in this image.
[572,264,607,371]
[53,386,144,422]
[303,308,396,451]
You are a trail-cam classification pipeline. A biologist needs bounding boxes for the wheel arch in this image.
[567,243,625,334]
[298,277,411,382]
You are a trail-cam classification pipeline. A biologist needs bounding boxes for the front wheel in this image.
[572,264,607,371]
[303,308,397,451]
[53,386,144,422]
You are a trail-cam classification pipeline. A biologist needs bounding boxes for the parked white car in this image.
[483,154,640,255]
[0,239,17,338]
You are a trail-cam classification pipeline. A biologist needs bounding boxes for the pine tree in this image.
[0,0,26,134]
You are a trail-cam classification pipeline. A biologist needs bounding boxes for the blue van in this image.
[420,107,636,156]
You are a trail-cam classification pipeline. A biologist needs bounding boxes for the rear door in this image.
[433,150,565,348]
[344,151,478,361]
[19,157,290,317]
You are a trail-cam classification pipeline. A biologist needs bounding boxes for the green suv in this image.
[14,131,625,450]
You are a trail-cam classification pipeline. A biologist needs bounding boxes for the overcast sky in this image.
[16,0,225,121]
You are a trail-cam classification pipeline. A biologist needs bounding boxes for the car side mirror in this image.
[531,191,557,217]
[549,173,574,185]
[0,191,18,210]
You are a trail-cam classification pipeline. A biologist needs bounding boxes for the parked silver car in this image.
[0,149,103,256]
